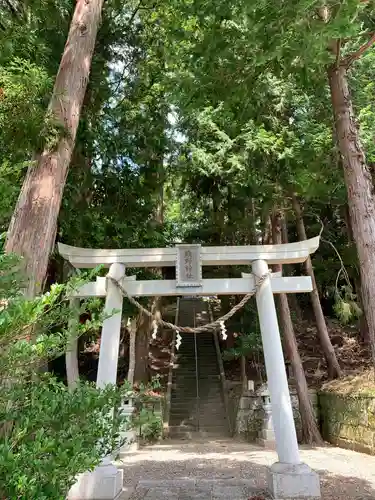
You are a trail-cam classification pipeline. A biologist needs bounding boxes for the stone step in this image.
[168,298,228,437]
[170,420,228,428]
[170,407,225,414]
[174,356,217,360]
[173,374,219,378]
[171,394,223,401]
[171,393,223,401]
[170,404,225,412]
[168,427,229,439]
[173,367,218,370]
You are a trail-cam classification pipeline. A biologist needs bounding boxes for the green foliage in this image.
[134,407,163,443]
[130,377,163,443]
[0,251,24,297]
[0,254,148,499]
[0,377,129,499]
[223,331,263,361]
[0,58,53,232]
[0,0,374,404]
[0,58,52,153]
[333,286,362,325]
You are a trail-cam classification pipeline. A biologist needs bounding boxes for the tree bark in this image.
[239,317,248,392]
[291,194,341,379]
[127,318,136,386]
[240,355,247,392]
[328,64,375,367]
[66,336,79,389]
[5,0,104,297]
[134,310,151,385]
[280,215,303,322]
[133,297,162,384]
[343,203,370,344]
[272,210,323,444]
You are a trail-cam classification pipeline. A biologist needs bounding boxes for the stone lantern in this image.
[257,384,276,449]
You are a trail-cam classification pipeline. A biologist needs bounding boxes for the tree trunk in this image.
[291,194,341,379]
[355,276,370,344]
[328,64,375,367]
[66,336,79,389]
[133,297,162,384]
[239,317,248,391]
[240,355,247,392]
[212,184,224,245]
[343,203,370,344]
[66,299,80,389]
[272,210,323,444]
[127,318,136,386]
[134,310,151,385]
[280,215,303,322]
[5,0,104,297]
[262,215,272,245]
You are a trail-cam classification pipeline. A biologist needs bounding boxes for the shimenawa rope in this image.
[107,271,270,334]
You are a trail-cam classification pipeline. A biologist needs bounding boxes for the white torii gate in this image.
[62,238,321,500]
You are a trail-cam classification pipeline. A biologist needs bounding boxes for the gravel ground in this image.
[117,437,375,499]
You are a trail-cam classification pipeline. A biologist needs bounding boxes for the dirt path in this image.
[117,437,375,499]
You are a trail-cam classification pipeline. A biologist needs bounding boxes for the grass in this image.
[321,369,375,396]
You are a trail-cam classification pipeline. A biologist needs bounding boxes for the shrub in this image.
[0,252,145,499]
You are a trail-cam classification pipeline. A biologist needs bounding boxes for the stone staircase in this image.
[168,298,229,438]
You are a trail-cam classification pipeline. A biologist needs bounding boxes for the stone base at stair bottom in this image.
[257,428,276,449]
[67,462,123,500]
[267,462,321,499]
[257,437,277,449]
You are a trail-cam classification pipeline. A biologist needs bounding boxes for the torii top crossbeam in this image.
[58,236,319,268]
[58,237,319,297]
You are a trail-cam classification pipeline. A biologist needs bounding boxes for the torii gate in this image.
[61,238,321,500]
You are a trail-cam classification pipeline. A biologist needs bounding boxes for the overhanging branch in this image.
[343,32,375,67]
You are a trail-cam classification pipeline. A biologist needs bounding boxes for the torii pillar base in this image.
[67,459,124,500]
[267,462,321,499]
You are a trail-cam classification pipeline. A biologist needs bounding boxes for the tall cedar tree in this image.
[6,0,104,296]
[327,35,375,367]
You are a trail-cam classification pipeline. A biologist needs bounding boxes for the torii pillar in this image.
[68,263,127,500]
[60,237,323,500]
[253,259,320,499]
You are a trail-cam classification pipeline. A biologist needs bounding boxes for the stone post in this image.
[117,400,138,456]
[252,259,320,499]
[68,263,126,500]
[257,385,276,449]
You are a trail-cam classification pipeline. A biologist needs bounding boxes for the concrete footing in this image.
[267,462,321,499]
[67,430,138,500]
[67,461,123,500]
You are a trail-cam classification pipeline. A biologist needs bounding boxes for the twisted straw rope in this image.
[107,271,270,334]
